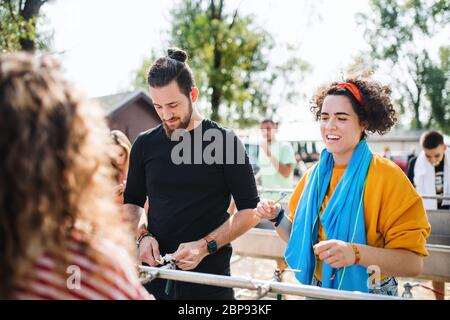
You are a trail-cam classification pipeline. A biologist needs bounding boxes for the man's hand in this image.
[172,240,208,270]
[313,240,356,268]
[138,236,161,267]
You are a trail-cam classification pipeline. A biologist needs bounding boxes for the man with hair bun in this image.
[255,77,431,296]
[124,48,260,300]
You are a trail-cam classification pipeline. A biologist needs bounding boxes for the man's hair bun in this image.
[167,48,188,63]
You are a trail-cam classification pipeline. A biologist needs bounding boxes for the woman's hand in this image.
[255,199,279,221]
[313,240,357,268]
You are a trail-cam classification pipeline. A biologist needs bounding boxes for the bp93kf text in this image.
[222,304,271,315]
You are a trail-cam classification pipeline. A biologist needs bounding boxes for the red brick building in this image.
[93,89,161,143]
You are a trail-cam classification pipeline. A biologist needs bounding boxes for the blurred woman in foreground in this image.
[0,52,152,300]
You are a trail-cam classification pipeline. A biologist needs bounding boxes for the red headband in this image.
[335,82,363,106]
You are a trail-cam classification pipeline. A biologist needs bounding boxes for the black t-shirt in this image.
[124,119,259,270]
[435,157,449,209]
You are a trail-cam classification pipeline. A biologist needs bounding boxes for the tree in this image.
[130,50,158,90]
[423,47,450,129]
[357,0,449,134]
[131,0,310,127]
[0,0,51,52]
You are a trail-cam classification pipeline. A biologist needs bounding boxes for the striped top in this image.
[14,238,153,300]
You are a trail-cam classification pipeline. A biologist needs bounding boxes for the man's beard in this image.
[163,101,193,138]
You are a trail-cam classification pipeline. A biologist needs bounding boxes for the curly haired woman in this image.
[0,52,152,300]
[255,77,431,296]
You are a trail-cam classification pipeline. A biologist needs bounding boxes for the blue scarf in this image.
[285,139,372,292]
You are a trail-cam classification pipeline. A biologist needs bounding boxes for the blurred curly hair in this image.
[0,52,134,298]
[310,77,397,138]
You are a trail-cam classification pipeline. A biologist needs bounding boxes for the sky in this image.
[42,0,381,124]
[44,0,173,97]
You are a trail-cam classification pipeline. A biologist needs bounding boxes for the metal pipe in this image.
[139,263,175,284]
[258,187,450,201]
[257,187,294,194]
[421,194,450,201]
[138,265,404,300]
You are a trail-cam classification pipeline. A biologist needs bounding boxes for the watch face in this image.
[207,239,218,253]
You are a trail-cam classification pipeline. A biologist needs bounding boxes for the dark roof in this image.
[92,89,154,117]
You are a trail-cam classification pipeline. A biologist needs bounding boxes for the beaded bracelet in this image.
[351,243,361,265]
[136,231,154,248]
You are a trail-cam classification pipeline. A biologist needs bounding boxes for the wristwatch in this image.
[270,208,285,227]
[203,235,218,254]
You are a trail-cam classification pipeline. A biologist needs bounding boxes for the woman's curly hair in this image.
[310,77,397,137]
[0,52,134,298]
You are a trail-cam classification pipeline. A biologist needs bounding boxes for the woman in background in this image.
[110,129,132,203]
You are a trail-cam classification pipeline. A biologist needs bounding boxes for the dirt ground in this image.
[230,255,448,300]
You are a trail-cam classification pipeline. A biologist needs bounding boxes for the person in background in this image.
[382,145,392,160]
[255,118,296,278]
[407,146,416,164]
[110,130,132,203]
[407,130,449,210]
[0,52,152,300]
[407,130,449,300]
[110,129,149,230]
[256,77,430,296]
[293,152,308,184]
[256,119,297,198]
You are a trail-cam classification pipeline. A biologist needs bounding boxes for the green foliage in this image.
[0,0,51,52]
[131,0,311,127]
[169,0,275,126]
[0,15,36,51]
[130,49,159,90]
[423,47,450,130]
[357,0,449,134]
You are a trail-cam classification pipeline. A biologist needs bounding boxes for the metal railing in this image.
[420,194,450,201]
[138,265,405,300]
[258,186,450,201]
